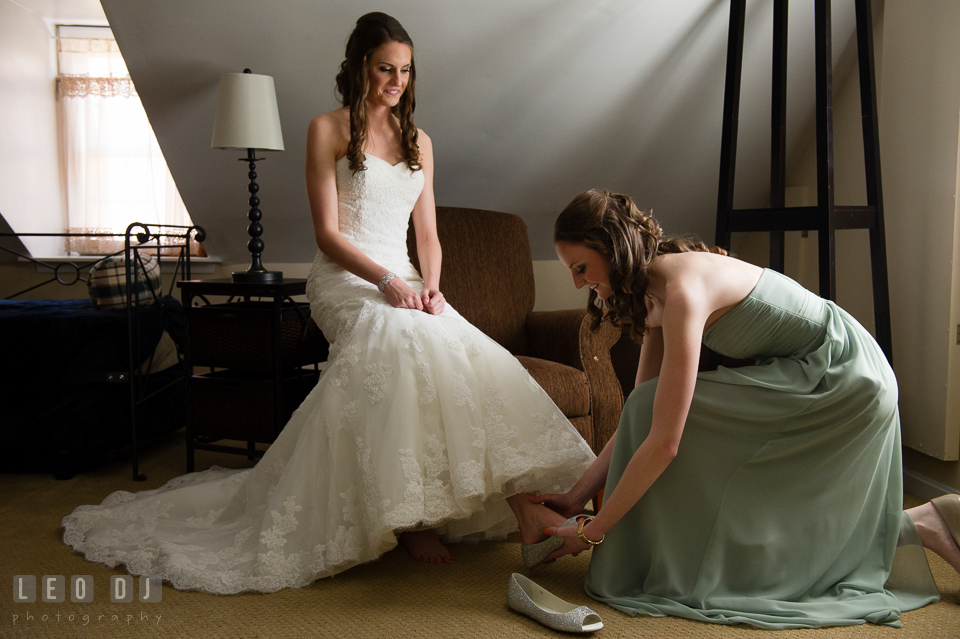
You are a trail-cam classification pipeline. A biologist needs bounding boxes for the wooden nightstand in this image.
[178,279,329,471]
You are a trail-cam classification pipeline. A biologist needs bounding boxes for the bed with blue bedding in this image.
[0,225,202,479]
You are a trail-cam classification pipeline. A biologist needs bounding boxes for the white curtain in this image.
[57,28,194,254]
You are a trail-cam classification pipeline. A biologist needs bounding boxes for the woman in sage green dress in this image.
[533,188,958,629]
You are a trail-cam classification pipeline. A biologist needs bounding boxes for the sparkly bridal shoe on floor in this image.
[507,573,603,633]
[521,516,579,570]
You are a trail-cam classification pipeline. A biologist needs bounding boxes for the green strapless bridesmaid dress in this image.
[584,269,940,628]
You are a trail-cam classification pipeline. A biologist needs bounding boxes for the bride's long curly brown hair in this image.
[554,188,726,344]
[335,12,421,173]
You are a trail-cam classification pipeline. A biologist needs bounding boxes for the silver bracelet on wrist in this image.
[377,272,399,293]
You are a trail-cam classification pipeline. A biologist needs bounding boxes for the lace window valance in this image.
[58,75,137,99]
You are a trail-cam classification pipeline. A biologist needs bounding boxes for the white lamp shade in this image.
[211,72,285,151]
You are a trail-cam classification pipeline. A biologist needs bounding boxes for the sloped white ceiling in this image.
[13,0,105,23]
[99,0,858,262]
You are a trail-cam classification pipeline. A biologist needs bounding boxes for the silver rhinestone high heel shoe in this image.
[521,516,579,570]
[507,573,603,633]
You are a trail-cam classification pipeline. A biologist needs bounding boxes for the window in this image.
[56,25,199,255]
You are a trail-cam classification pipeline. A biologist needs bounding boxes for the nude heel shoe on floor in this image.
[507,573,603,633]
[931,494,960,566]
[520,516,579,571]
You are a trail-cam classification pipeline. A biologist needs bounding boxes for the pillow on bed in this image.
[87,254,162,310]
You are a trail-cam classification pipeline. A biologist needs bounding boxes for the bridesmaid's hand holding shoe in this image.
[544,516,605,562]
[543,521,590,562]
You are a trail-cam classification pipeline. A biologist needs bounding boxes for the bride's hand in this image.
[421,289,445,315]
[382,278,424,311]
[529,492,586,520]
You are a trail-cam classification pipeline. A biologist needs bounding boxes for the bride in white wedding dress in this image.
[62,12,595,593]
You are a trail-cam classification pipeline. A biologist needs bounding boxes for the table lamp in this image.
[211,69,285,283]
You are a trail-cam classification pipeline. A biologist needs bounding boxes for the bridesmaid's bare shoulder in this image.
[656,252,763,324]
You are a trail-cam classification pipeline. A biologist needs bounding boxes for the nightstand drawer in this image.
[188,301,328,371]
[190,369,319,443]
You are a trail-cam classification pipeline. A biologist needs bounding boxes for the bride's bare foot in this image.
[507,493,570,545]
[906,500,960,574]
[398,529,455,565]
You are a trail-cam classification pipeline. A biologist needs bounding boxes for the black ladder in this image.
[714,0,892,363]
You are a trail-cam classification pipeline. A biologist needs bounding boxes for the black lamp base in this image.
[233,147,282,286]
[231,270,283,283]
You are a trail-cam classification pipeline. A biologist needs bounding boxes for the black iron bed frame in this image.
[1,222,206,480]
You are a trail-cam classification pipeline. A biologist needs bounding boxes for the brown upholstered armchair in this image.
[407,206,623,453]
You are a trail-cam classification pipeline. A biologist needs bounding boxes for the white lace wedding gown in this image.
[62,154,596,594]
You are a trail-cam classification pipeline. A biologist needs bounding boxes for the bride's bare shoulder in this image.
[307,108,351,158]
[309,108,350,134]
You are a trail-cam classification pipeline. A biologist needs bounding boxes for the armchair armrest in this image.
[525,309,591,370]
[525,309,624,452]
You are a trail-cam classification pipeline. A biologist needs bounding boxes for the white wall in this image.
[0,1,64,257]
[878,1,960,468]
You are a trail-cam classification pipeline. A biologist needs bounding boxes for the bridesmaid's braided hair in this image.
[335,12,421,173]
[553,188,726,344]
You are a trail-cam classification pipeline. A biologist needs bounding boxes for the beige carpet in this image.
[2,432,958,639]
